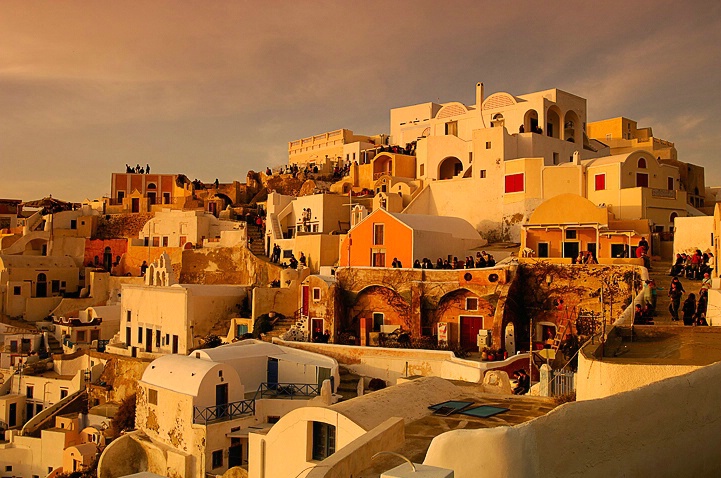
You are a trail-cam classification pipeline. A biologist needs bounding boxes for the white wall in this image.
[673,216,714,257]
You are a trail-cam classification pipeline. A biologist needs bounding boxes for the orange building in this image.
[109,172,192,213]
[339,209,484,268]
[521,194,649,261]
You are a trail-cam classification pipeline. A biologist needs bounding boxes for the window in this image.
[553,152,559,165]
[91,330,100,342]
[667,177,674,190]
[77,331,87,342]
[148,388,158,405]
[373,224,384,245]
[372,313,384,332]
[117,191,125,203]
[485,141,491,149]
[60,389,68,399]
[504,173,524,193]
[6,466,12,472]
[70,220,77,230]
[26,386,34,399]
[636,173,649,188]
[212,449,223,469]
[480,170,486,178]
[152,236,160,247]
[565,230,577,240]
[126,310,131,323]
[594,174,606,191]
[313,288,321,301]
[10,341,17,353]
[13,286,21,295]
[155,330,160,348]
[162,236,169,247]
[637,157,647,169]
[537,243,549,258]
[466,298,479,311]
[420,164,425,176]
[312,422,336,461]
[371,251,386,267]
[138,327,143,343]
[445,121,458,137]
[179,236,187,247]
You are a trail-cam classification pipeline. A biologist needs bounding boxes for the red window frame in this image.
[594,174,606,191]
[504,173,524,193]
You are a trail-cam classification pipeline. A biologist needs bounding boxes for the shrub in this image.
[109,393,136,437]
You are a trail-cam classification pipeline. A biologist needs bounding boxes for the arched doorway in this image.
[563,111,580,144]
[524,109,539,134]
[438,157,463,180]
[504,322,516,355]
[546,107,561,139]
[146,183,157,205]
[36,273,47,298]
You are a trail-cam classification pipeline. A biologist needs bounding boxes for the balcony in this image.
[254,382,320,399]
[193,399,255,425]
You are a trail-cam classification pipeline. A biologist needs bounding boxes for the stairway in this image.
[262,315,298,342]
[46,334,64,355]
[246,225,266,257]
[336,367,361,401]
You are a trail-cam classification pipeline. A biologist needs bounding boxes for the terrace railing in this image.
[193,399,255,425]
[254,382,320,400]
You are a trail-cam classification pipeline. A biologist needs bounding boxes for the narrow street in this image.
[645,259,706,325]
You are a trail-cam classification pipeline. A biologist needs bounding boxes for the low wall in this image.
[306,417,405,478]
[424,361,721,477]
[274,340,528,383]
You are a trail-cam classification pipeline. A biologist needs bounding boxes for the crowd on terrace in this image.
[408,252,497,270]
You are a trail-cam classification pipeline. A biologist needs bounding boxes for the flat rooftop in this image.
[598,326,721,365]
[356,379,557,477]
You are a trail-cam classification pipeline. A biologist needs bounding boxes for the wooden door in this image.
[460,316,485,350]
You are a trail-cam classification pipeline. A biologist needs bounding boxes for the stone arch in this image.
[213,193,233,208]
[433,288,496,327]
[346,285,412,335]
[524,109,540,134]
[546,106,562,139]
[438,156,463,180]
[373,154,393,179]
[563,110,581,144]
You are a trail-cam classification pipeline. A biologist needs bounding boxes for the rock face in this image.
[96,213,154,239]
[179,245,282,286]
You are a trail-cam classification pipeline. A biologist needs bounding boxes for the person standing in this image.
[668,281,683,321]
[682,293,696,326]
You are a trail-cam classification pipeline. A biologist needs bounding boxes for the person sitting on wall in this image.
[413,259,422,268]
[299,252,307,267]
[288,254,298,269]
[512,370,530,395]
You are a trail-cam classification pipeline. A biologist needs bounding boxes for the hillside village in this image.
[1,83,720,478]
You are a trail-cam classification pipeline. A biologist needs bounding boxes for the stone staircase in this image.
[46,334,63,355]
[246,225,266,257]
[336,366,361,401]
[262,315,299,342]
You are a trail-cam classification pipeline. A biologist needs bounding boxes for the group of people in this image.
[412,252,496,270]
[670,250,714,279]
[269,244,282,263]
[666,275,709,326]
[574,251,598,265]
[299,208,313,232]
[126,163,150,174]
[284,252,306,270]
[635,237,651,269]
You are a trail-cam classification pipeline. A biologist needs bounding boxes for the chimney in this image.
[476,82,484,109]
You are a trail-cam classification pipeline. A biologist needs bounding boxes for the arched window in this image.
[637,157,647,169]
[147,183,157,189]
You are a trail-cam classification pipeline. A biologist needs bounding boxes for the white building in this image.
[138,209,246,248]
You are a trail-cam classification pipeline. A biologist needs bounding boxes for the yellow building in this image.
[588,117,705,209]
[287,128,385,174]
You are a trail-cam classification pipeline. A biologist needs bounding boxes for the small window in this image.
[313,288,321,301]
[212,449,223,469]
[504,173,524,193]
[155,330,160,348]
[60,389,68,399]
[126,310,131,323]
[6,466,13,472]
[77,330,86,342]
[594,174,606,191]
[553,152,559,165]
[152,236,160,247]
[420,164,425,176]
[312,422,336,461]
[138,327,143,343]
[466,298,479,311]
[148,388,158,405]
[636,173,649,188]
[638,157,647,169]
[445,121,458,137]
[667,177,674,190]
[13,286,21,295]
[70,220,77,230]
[485,141,491,149]
[26,386,34,399]
[162,236,169,247]
[565,230,577,240]
[373,224,384,246]
[267,415,281,424]
[480,170,486,179]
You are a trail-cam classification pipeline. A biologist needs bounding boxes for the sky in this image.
[1,0,720,202]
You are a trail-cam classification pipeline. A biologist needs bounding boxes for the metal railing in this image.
[254,382,319,400]
[193,399,255,425]
[549,369,576,396]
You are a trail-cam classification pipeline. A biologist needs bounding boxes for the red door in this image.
[302,286,310,317]
[460,316,485,350]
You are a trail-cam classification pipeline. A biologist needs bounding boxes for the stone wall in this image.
[180,245,282,286]
[96,213,153,239]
